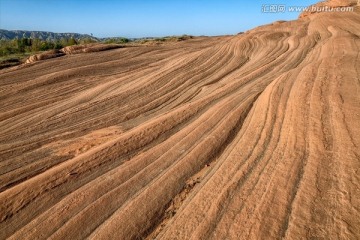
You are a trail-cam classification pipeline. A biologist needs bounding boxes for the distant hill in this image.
[0,29,97,41]
[0,29,193,43]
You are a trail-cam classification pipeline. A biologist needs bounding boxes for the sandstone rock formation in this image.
[25,50,65,64]
[25,44,123,64]
[60,43,122,55]
[0,0,359,239]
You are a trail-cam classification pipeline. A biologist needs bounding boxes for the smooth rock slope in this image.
[0,1,359,239]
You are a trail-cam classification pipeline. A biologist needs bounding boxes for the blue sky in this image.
[0,0,318,38]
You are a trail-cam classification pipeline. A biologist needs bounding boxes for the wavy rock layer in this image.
[1,5,360,240]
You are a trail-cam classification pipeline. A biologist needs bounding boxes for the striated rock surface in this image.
[0,0,359,239]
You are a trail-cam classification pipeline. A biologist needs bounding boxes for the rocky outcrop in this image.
[25,50,65,64]
[25,44,123,64]
[0,58,21,69]
[60,44,123,55]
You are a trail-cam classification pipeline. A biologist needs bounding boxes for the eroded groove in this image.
[143,93,260,240]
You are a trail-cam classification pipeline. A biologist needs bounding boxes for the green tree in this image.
[39,41,55,51]
[68,37,77,46]
[0,40,16,56]
[31,38,41,52]
[79,37,96,44]
[54,40,63,49]
[17,38,26,53]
